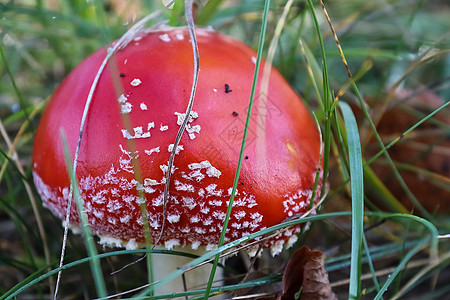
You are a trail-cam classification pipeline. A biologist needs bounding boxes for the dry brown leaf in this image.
[281,246,337,300]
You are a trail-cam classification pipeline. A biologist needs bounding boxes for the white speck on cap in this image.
[176,33,184,40]
[206,244,218,251]
[195,227,206,234]
[190,215,200,223]
[180,226,190,233]
[167,214,180,224]
[188,161,221,179]
[191,241,201,250]
[160,124,169,131]
[208,199,223,206]
[120,102,132,114]
[206,184,223,197]
[182,197,196,210]
[234,210,246,220]
[118,94,132,114]
[126,239,138,250]
[159,33,171,42]
[121,126,151,139]
[270,240,284,256]
[130,78,141,86]
[140,103,148,110]
[150,219,160,229]
[98,236,124,248]
[286,233,299,248]
[144,178,159,186]
[120,215,131,224]
[165,239,180,250]
[93,209,104,218]
[174,180,195,192]
[145,147,160,156]
[168,144,184,154]
[152,194,164,207]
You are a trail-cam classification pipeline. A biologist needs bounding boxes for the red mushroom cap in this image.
[32,27,322,255]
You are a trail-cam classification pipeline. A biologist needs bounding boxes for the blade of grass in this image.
[0,118,52,293]
[4,209,439,300]
[363,165,408,213]
[92,0,111,42]
[365,100,450,167]
[305,0,332,199]
[319,0,434,219]
[197,0,223,25]
[339,101,364,299]
[203,0,271,298]
[362,233,382,295]
[60,130,107,298]
[373,236,430,300]
[392,250,450,299]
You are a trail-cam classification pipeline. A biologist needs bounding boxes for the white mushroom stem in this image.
[152,246,224,297]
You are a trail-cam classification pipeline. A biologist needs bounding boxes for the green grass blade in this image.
[305,0,332,199]
[374,237,430,300]
[197,0,224,25]
[362,234,381,295]
[203,0,271,298]
[339,101,364,299]
[60,130,107,298]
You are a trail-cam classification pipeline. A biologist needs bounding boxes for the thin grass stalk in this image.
[60,131,107,298]
[92,0,111,42]
[326,237,421,272]
[362,229,382,295]
[299,40,324,110]
[333,107,407,213]
[0,44,32,129]
[373,236,431,300]
[0,101,44,181]
[203,0,271,297]
[391,250,450,299]
[305,0,332,200]
[330,255,432,289]
[363,166,408,213]
[197,0,224,25]
[365,101,450,167]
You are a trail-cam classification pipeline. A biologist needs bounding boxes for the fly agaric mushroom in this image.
[33,26,322,292]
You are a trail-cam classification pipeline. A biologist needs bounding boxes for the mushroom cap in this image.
[32,27,322,254]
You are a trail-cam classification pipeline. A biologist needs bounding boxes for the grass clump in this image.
[1,0,449,299]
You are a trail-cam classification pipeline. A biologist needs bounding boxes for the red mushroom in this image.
[33,26,321,263]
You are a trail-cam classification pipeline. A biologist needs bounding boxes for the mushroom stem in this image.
[152,246,224,297]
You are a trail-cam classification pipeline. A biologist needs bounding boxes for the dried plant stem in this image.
[157,0,200,245]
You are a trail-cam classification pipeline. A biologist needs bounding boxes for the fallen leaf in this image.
[281,246,337,300]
